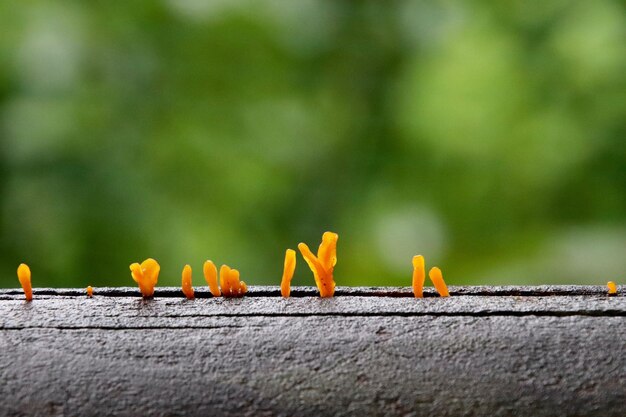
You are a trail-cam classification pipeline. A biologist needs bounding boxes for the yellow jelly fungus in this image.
[181,264,194,299]
[412,255,425,298]
[219,264,232,296]
[429,267,449,297]
[298,231,338,298]
[203,260,221,297]
[129,258,160,298]
[228,268,239,295]
[219,264,247,297]
[607,281,617,295]
[280,249,297,298]
[86,286,93,297]
[17,263,32,301]
[230,269,242,296]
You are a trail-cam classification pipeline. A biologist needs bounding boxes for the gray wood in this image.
[0,286,624,417]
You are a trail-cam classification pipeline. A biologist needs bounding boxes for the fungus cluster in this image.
[16,232,446,301]
[14,249,622,302]
[412,255,449,297]
[14,233,452,301]
[150,261,250,299]
[219,264,247,297]
[129,258,160,298]
[298,232,338,298]
[176,261,248,299]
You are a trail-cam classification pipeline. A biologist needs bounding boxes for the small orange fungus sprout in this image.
[429,267,449,297]
[219,264,247,297]
[181,264,194,299]
[412,255,425,298]
[17,263,32,301]
[298,231,338,298]
[203,260,221,297]
[86,286,93,297]
[280,249,297,298]
[129,258,160,298]
[607,281,617,295]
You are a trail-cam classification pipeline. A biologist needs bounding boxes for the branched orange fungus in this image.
[412,255,425,298]
[129,258,160,298]
[607,281,617,295]
[86,286,93,297]
[429,267,449,297]
[298,231,338,298]
[281,249,297,298]
[219,264,247,297]
[203,260,221,297]
[17,263,32,301]
[181,264,194,299]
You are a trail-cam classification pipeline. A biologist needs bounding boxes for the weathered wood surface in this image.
[0,286,624,417]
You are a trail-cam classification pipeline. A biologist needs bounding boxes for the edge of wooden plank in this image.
[0,285,622,298]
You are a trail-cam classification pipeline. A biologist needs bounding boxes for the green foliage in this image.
[1,0,624,288]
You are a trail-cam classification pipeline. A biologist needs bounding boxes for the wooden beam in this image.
[0,286,624,416]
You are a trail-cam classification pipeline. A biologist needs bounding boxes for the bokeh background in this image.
[1,0,624,288]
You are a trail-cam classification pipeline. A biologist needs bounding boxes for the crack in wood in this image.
[0,325,254,331]
[0,285,621,298]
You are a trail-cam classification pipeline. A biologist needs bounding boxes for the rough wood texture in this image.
[0,286,624,417]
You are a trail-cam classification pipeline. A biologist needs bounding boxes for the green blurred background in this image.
[1,0,624,288]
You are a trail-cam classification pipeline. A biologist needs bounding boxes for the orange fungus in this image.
[17,263,32,301]
[607,281,617,295]
[129,258,160,298]
[203,260,221,297]
[181,264,194,299]
[298,231,338,298]
[412,255,425,298]
[219,264,231,296]
[280,249,296,298]
[219,264,247,298]
[429,267,449,297]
